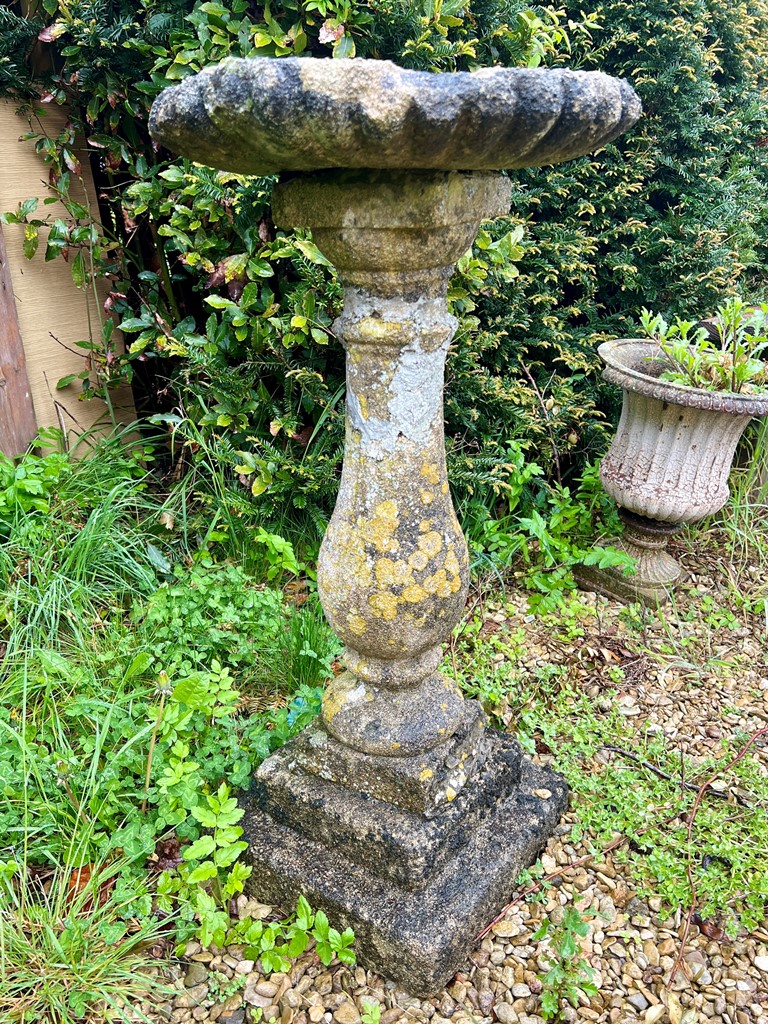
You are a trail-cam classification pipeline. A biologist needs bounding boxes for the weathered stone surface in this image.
[574,511,683,606]
[278,171,511,755]
[599,339,768,524]
[244,750,568,996]
[149,57,641,175]
[244,719,522,887]
[287,705,487,815]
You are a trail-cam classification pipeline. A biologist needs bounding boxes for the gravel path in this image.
[143,543,768,1024]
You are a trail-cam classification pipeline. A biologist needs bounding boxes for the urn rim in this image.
[597,338,768,417]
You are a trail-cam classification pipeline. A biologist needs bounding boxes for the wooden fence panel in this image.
[0,224,38,456]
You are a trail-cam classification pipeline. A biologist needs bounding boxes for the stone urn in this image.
[578,338,768,603]
[150,56,641,994]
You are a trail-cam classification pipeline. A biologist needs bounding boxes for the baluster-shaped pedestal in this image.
[243,169,568,994]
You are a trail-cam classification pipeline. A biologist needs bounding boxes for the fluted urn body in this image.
[583,339,768,602]
[149,55,642,994]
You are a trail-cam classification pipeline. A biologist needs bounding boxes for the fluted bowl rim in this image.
[148,56,642,175]
[597,338,768,417]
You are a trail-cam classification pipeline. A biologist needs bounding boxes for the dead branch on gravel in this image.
[667,723,768,986]
[475,812,682,942]
[477,726,767,946]
[600,745,728,797]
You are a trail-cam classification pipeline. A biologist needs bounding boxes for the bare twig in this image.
[667,725,768,985]
[600,745,726,797]
[518,359,562,486]
[476,762,745,946]
[476,837,625,941]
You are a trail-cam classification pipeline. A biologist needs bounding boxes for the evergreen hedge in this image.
[1,0,767,543]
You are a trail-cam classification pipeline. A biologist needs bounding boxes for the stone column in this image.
[275,170,505,759]
[244,169,569,993]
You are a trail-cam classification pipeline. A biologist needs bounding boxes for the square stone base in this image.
[242,727,568,995]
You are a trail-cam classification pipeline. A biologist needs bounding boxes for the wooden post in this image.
[0,224,38,456]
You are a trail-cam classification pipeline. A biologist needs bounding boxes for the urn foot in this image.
[576,510,684,604]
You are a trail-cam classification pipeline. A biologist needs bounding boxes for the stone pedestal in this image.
[575,510,684,605]
[241,169,568,993]
[243,726,566,995]
[148,55,644,995]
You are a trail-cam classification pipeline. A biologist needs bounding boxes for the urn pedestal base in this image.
[242,716,568,996]
[575,511,684,605]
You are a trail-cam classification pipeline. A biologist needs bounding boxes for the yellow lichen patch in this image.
[423,568,461,598]
[418,531,443,558]
[323,678,364,722]
[419,519,434,533]
[444,547,461,578]
[326,522,373,591]
[420,462,440,485]
[408,550,429,571]
[347,612,368,636]
[420,490,435,504]
[419,768,434,782]
[356,316,404,342]
[376,499,398,520]
[375,557,413,589]
[369,591,399,621]
[358,500,400,554]
[444,786,457,802]
[357,393,369,420]
[401,584,429,604]
[441,482,449,494]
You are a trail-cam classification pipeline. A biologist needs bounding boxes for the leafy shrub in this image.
[3,0,768,547]
[139,562,287,681]
[487,0,768,429]
[0,0,595,542]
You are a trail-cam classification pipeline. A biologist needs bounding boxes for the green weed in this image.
[0,857,167,1024]
[533,907,598,1020]
[452,625,768,932]
[225,896,355,976]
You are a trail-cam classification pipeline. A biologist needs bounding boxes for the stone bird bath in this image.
[150,57,641,995]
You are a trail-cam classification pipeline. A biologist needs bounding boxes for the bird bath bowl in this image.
[151,57,640,994]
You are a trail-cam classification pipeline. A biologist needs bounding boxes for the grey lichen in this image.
[149,57,641,175]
